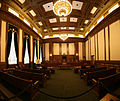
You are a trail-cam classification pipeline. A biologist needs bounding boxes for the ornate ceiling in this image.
[2,0,120,38]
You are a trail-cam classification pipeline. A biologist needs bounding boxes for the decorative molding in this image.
[85,7,120,41]
[43,37,84,43]
[0,10,42,40]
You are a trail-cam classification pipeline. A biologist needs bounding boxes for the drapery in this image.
[24,38,29,64]
[8,32,17,64]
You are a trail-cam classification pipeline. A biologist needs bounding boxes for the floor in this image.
[33,69,99,101]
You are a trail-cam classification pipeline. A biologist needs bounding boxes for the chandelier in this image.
[59,34,68,41]
[53,0,72,16]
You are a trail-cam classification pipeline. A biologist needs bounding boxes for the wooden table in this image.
[100,93,120,101]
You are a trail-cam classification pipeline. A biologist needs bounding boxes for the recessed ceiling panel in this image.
[72,1,83,10]
[49,18,57,23]
[70,17,78,22]
[43,2,53,12]
[60,17,67,22]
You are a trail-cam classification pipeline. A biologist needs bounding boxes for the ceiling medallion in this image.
[53,0,72,16]
[59,34,68,41]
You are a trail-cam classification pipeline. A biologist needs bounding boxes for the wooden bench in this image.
[93,73,120,98]
[84,68,116,85]
[8,70,46,87]
[80,66,107,78]
[0,71,38,101]
[22,69,51,79]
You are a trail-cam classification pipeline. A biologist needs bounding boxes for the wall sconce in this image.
[76,53,78,56]
[50,53,52,56]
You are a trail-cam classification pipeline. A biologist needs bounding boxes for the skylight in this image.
[29,10,36,17]
[90,7,97,14]
[8,8,19,17]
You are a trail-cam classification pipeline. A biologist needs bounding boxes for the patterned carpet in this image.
[33,70,99,101]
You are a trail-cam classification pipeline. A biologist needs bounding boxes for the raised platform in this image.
[58,63,73,70]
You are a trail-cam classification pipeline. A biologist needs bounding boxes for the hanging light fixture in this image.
[53,0,72,16]
[59,34,68,41]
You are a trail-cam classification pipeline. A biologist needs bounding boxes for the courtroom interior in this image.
[0,0,120,101]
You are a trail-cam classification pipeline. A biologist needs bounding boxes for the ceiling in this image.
[2,0,119,38]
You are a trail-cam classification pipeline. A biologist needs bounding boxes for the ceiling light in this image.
[60,17,67,22]
[80,28,84,31]
[52,28,59,30]
[43,2,53,12]
[44,35,49,39]
[44,29,47,32]
[69,27,75,30]
[17,0,25,4]
[70,17,78,22]
[79,35,83,38]
[59,34,68,41]
[61,27,66,30]
[8,8,19,17]
[38,22,43,26]
[49,18,57,23]
[68,34,75,37]
[72,1,83,10]
[90,7,97,14]
[33,27,37,33]
[97,16,104,24]
[53,0,72,16]
[90,25,94,31]
[39,33,42,37]
[84,20,89,24]
[29,10,36,17]
[108,3,119,14]
[53,34,60,38]
[24,19,30,26]
[85,32,88,36]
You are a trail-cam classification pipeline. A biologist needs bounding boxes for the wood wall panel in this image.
[1,20,6,62]
[45,43,49,61]
[98,29,104,60]
[79,42,83,60]
[110,20,120,60]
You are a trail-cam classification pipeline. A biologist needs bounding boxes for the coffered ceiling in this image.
[2,0,119,38]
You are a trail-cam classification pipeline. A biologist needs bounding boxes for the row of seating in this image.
[0,67,53,101]
[0,71,37,101]
[76,64,120,99]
